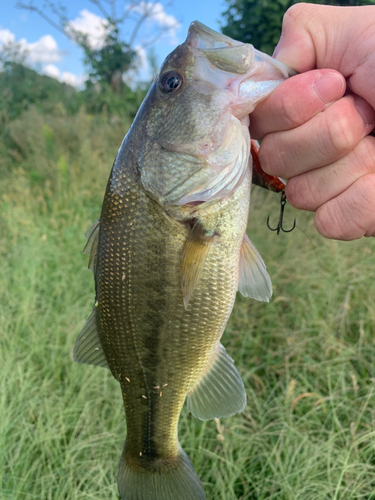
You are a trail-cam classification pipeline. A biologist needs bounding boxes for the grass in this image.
[1,107,375,500]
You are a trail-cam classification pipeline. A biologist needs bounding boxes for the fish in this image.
[74,21,294,500]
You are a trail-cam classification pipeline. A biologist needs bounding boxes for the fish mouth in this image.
[187,21,253,75]
[187,21,244,50]
[186,21,295,111]
[187,20,294,78]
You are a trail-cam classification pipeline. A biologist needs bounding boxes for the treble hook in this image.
[267,190,296,235]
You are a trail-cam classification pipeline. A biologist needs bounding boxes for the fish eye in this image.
[159,71,183,93]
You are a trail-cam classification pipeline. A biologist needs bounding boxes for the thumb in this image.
[273,4,375,112]
[273,4,353,73]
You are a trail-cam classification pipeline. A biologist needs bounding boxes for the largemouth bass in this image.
[75,21,294,500]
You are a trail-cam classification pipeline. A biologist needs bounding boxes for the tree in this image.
[16,0,178,91]
[79,23,136,93]
[0,62,80,124]
[221,0,375,55]
[0,40,29,67]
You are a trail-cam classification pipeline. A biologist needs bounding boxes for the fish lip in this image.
[187,21,296,78]
[186,21,295,94]
[187,21,244,50]
[186,22,257,89]
[252,48,297,79]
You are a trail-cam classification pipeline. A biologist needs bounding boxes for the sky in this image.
[0,0,228,87]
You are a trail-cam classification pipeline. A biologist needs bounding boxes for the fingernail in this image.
[272,45,289,62]
[272,43,281,58]
[313,73,345,104]
[354,95,375,126]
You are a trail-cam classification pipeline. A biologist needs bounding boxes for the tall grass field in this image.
[1,106,375,500]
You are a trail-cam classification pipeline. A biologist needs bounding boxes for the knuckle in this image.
[314,201,350,240]
[352,136,375,175]
[285,174,317,211]
[277,91,305,129]
[285,176,307,209]
[354,172,375,210]
[282,4,307,26]
[315,173,375,241]
[258,135,285,176]
[314,209,334,239]
[349,174,375,237]
[325,109,359,155]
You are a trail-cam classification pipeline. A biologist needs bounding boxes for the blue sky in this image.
[1,0,228,86]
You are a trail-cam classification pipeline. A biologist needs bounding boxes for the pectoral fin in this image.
[83,219,100,274]
[181,222,214,309]
[74,308,109,370]
[238,234,272,302]
[187,343,246,420]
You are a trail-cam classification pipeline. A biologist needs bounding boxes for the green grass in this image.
[1,107,375,500]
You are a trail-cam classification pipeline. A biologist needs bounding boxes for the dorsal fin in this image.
[238,234,272,302]
[181,222,214,309]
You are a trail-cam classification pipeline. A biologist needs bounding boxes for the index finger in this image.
[250,69,345,140]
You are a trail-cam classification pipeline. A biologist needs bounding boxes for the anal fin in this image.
[238,234,272,302]
[187,344,246,420]
[181,222,214,309]
[74,308,109,370]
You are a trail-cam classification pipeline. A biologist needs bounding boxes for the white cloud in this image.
[67,5,179,50]
[26,35,61,64]
[67,9,108,50]
[0,27,62,65]
[135,45,148,71]
[43,63,60,79]
[147,2,179,31]
[123,45,150,85]
[42,64,86,88]
[127,2,180,45]
[60,71,86,87]
[0,28,15,45]
[0,25,85,88]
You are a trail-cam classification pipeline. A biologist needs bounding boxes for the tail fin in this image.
[117,444,206,500]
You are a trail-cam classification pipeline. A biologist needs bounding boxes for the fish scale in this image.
[95,160,250,481]
[98,160,248,458]
[74,20,294,500]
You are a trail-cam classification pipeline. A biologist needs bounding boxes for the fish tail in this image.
[117,443,206,500]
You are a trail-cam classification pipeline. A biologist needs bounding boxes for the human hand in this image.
[250,4,375,240]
